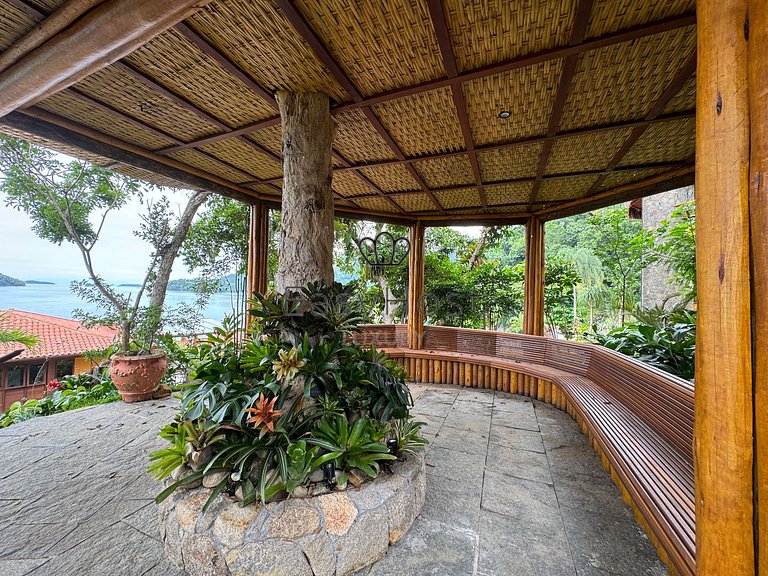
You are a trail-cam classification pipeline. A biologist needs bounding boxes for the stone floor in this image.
[0,383,667,576]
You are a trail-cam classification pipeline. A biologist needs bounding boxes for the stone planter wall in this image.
[158,450,426,576]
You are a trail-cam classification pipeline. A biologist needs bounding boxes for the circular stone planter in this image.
[158,450,426,576]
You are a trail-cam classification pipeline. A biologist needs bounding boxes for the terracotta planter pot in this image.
[109,353,167,402]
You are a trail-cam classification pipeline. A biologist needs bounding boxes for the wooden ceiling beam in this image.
[426,0,487,209]
[0,0,102,74]
[529,0,595,208]
[0,0,214,118]
[585,50,697,195]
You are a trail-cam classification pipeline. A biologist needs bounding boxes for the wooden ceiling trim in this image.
[156,116,282,154]
[529,0,595,208]
[585,49,697,195]
[426,0,487,209]
[333,150,403,213]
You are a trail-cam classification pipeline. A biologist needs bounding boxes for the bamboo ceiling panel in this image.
[586,0,694,38]
[247,125,284,158]
[537,175,599,202]
[25,0,67,13]
[294,0,444,97]
[199,138,282,180]
[485,181,534,206]
[354,196,401,214]
[443,0,576,72]
[465,60,564,147]
[332,171,374,198]
[74,67,222,143]
[115,164,193,190]
[188,0,346,101]
[372,87,465,157]
[246,183,281,198]
[545,128,632,175]
[359,164,420,193]
[558,27,696,131]
[0,124,113,167]
[413,156,474,189]
[662,75,697,115]
[478,143,542,182]
[122,28,275,129]
[35,92,176,151]
[433,187,482,210]
[618,117,695,167]
[333,110,397,163]
[0,1,37,51]
[392,192,436,213]
[598,167,669,192]
[167,149,254,184]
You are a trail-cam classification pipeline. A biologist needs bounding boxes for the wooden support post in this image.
[523,217,545,336]
[246,202,269,297]
[275,92,335,293]
[696,1,756,573]
[749,1,768,573]
[407,221,426,349]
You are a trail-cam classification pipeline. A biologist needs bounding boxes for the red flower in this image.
[244,393,284,434]
[46,379,61,392]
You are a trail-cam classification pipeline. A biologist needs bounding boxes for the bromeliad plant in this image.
[149,281,426,510]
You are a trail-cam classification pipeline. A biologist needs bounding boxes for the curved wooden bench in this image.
[355,325,695,576]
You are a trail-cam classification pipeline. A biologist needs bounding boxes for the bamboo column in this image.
[274,92,335,293]
[696,1,756,574]
[407,221,425,349]
[246,201,269,297]
[749,1,768,573]
[523,216,545,336]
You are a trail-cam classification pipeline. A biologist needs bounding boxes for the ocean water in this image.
[0,283,242,329]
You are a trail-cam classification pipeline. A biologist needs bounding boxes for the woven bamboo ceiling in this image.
[0,0,696,223]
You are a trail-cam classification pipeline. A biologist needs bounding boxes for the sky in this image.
[0,186,197,284]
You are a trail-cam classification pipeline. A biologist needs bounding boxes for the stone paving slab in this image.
[0,384,667,576]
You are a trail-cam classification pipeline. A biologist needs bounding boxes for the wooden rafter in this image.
[528,0,595,208]
[426,0,487,209]
[275,0,446,214]
[0,0,215,117]
[585,50,697,196]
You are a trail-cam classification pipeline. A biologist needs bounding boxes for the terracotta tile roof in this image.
[0,310,117,361]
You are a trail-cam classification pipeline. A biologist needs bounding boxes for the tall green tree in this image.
[0,136,209,350]
[653,200,696,302]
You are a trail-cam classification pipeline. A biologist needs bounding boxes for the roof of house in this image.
[0,310,117,362]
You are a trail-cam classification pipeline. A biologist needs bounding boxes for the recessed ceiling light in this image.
[498,110,511,119]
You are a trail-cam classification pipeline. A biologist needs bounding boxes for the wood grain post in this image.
[748,0,768,572]
[523,216,545,337]
[407,221,426,349]
[246,202,269,297]
[275,92,335,293]
[696,1,755,573]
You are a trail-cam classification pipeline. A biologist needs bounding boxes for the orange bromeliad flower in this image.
[244,393,284,433]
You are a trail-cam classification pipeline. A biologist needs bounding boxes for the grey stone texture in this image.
[641,185,695,308]
[0,384,668,576]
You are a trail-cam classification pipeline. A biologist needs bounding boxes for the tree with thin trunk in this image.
[0,135,209,352]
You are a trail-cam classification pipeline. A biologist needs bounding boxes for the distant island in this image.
[0,273,25,287]
[25,280,54,285]
[118,283,142,287]
[168,273,242,293]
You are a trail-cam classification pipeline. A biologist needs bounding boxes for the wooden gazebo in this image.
[0,1,764,575]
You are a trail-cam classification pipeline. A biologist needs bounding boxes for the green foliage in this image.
[542,255,581,338]
[653,201,696,302]
[0,372,119,428]
[389,419,428,455]
[590,306,696,380]
[151,282,420,506]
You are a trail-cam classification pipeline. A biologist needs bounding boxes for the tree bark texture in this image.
[275,92,335,293]
[149,190,210,310]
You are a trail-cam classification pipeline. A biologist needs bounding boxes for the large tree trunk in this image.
[149,190,210,310]
[275,92,335,293]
